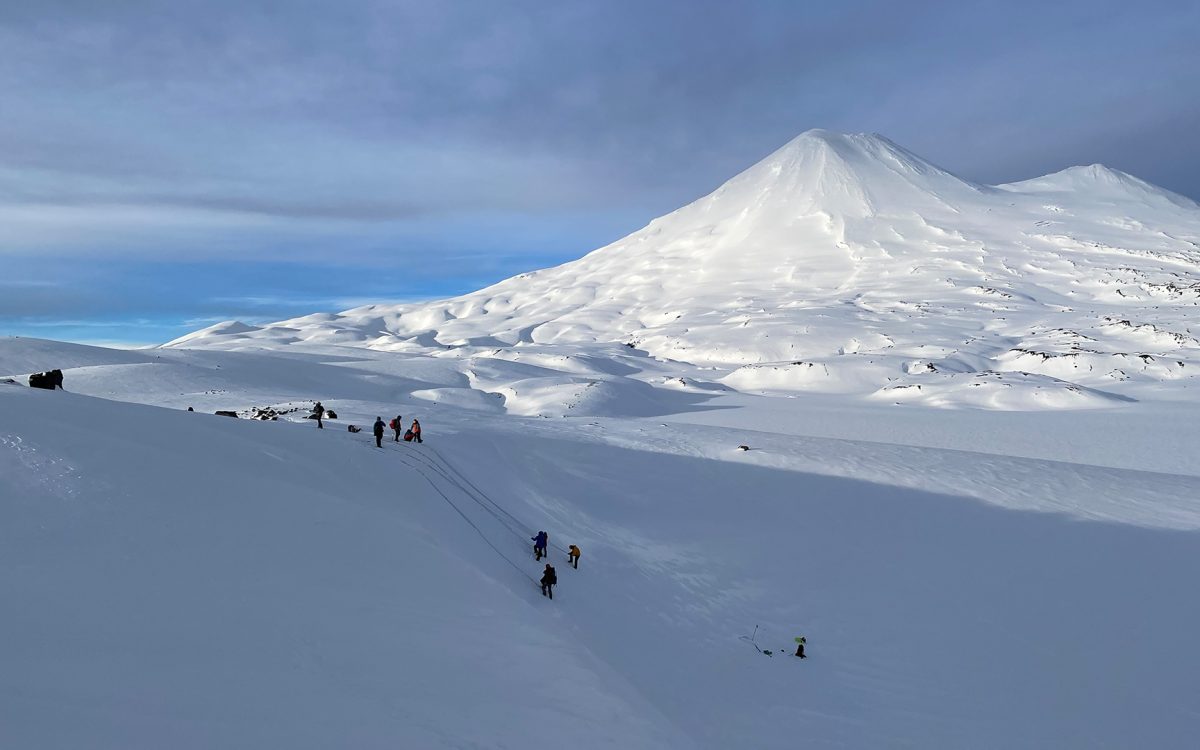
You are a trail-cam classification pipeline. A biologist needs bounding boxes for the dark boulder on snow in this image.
[325,410,337,419]
[28,369,64,390]
[215,410,239,418]
[737,445,751,451]
[347,424,362,433]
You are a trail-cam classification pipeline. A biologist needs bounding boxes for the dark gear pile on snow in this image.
[28,369,64,390]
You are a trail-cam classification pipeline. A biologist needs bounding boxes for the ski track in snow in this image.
[1,432,80,501]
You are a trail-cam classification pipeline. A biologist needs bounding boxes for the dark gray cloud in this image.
[1,0,1198,341]
[3,1,1196,230]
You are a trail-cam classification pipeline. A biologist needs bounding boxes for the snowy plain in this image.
[3,130,1200,748]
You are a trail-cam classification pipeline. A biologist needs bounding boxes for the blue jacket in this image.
[533,532,548,548]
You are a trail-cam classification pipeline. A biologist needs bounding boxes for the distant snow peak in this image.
[165,320,261,346]
[1001,163,1199,210]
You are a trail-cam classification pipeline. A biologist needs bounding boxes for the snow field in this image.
[3,337,1200,747]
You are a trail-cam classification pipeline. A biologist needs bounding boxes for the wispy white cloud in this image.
[10,318,162,328]
[204,294,440,310]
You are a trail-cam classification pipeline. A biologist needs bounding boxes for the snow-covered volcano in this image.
[173,130,1200,408]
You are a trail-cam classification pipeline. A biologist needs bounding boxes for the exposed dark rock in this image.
[215,410,239,418]
[28,369,64,390]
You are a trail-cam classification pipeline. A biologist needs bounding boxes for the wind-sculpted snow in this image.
[168,130,1200,411]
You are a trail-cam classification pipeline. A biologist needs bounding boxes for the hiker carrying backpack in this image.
[540,564,557,599]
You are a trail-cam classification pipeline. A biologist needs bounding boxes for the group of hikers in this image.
[308,402,802,648]
[312,402,423,448]
[531,530,582,600]
[319,402,578,601]
[373,415,422,448]
[322,400,582,601]
[279,400,804,648]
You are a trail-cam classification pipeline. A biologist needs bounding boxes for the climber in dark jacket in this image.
[540,564,557,599]
[373,417,385,448]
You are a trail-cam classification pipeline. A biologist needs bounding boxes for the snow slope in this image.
[169,130,1200,408]
[3,337,1200,748]
[1,385,689,749]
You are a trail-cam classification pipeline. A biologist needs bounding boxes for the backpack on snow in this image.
[403,430,414,442]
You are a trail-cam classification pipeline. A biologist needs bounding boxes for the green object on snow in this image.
[794,636,806,643]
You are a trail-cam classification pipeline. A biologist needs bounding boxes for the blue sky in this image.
[2,0,1198,346]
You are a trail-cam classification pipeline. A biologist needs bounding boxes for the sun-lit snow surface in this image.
[169,130,1200,410]
[3,336,1200,748]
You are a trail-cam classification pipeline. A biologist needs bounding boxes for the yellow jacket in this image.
[568,545,581,557]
